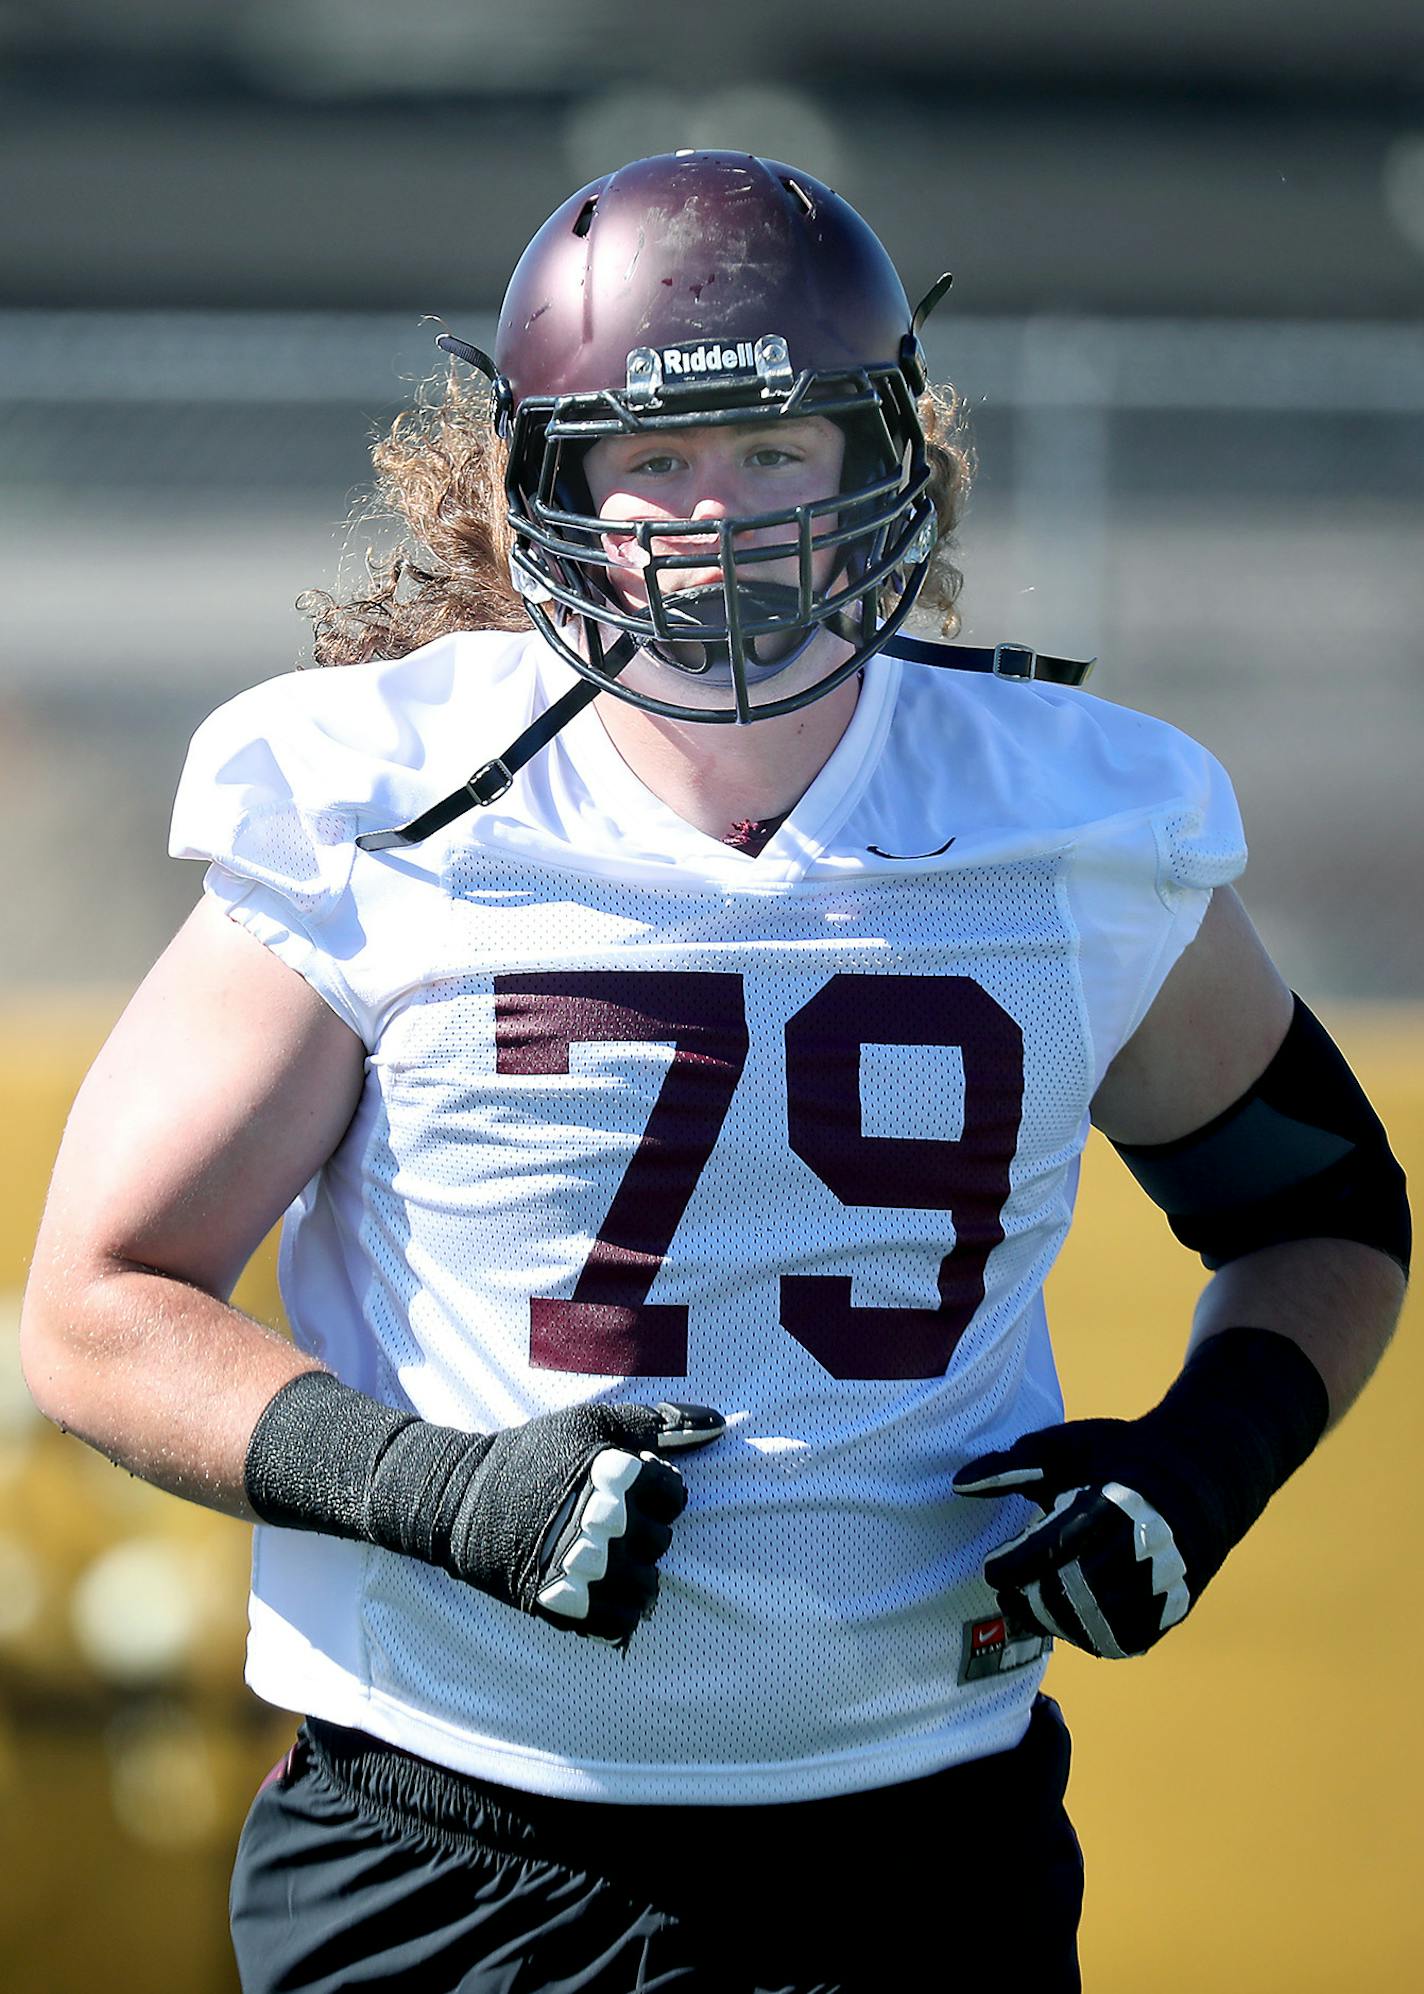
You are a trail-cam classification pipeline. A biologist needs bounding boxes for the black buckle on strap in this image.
[992,643,1037,680]
[884,633,1095,687]
[466,759,515,806]
[354,636,639,854]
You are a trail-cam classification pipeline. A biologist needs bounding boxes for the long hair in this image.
[300,372,976,667]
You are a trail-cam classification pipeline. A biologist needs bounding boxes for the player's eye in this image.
[747,448,800,468]
[627,453,682,476]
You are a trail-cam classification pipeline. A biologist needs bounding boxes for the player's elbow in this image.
[18,1245,138,1433]
[20,1298,80,1432]
[21,1264,90,1430]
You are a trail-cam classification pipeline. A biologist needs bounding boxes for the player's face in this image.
[583,415,846,607]
[581,416,849,713]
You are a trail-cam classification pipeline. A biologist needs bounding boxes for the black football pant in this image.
[229,1695,1083,1992]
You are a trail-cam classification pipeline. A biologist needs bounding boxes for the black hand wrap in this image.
[244,1371,724,1646]
[954,1328,1330,1659]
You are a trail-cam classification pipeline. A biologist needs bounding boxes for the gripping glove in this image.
[244,1371,725,1647]
[953,1328,1329,1660]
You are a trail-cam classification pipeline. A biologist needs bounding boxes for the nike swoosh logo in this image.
[866,837,956,859]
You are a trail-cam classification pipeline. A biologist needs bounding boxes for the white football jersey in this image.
[170,628,1245,1803]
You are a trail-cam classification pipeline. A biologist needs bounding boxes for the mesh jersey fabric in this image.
[170,629,1246,1804]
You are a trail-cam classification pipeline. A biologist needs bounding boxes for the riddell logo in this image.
[662,340,757,376]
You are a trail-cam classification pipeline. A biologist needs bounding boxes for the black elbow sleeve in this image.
[1112,997,1411,1275]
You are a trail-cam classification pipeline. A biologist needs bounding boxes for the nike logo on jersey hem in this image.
[865,837,956,860]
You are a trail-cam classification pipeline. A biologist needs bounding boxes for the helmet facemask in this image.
[503,361,937,725]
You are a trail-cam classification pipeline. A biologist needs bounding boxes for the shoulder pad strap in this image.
[888,635,1095,687]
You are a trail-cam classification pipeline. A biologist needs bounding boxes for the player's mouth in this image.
[642,581,816,684]
[606,532,798,603]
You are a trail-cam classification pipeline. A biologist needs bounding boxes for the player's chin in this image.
[634,625,856,715]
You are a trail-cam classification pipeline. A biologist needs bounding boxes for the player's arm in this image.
[1090,884,1406,1422]
[21,897,722,1645]
[20,893,365,1514]
[955,886,1408,1659]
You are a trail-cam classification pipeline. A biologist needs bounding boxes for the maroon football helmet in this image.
[473,151,946,724]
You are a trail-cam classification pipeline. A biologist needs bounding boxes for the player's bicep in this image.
[36,895,366,1301]
[1090,886,1293,1146]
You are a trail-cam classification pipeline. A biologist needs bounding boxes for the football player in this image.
[21,152,1408,1993]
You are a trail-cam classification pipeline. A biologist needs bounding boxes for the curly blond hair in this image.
[300,373,975,667]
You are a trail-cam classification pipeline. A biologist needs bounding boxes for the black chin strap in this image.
[891,636,1095,688]
[355,637,635,852]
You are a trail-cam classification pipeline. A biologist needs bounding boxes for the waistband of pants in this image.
[303,1715,679,1862]
[302,1696,1065,1869]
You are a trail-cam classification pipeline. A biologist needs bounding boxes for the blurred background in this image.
[2,2,1421,1988]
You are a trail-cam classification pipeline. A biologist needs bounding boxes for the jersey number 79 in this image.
[495,971,1024,1383]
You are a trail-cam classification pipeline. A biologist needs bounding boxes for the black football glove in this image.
[955,1419,1197,1659]
[953,1328,1329,1660]
[245,1372,726,1647]
[439,1398,725,1643]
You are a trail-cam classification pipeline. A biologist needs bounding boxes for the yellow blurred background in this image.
[2,998,1418,1992]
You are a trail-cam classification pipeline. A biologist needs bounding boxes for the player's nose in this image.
[688,493,736,526]
[677,493,743,564]
[685,488,778,553]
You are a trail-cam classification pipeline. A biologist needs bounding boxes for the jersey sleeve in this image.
[1063,714,1249,1083]
[168,677,369,1043]
[1151,738,1248,901]
[1119,736,1248,1051]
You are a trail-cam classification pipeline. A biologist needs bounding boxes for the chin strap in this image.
[355,635,636,853]
[911,273,955,336]
[891,636,1095,688]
